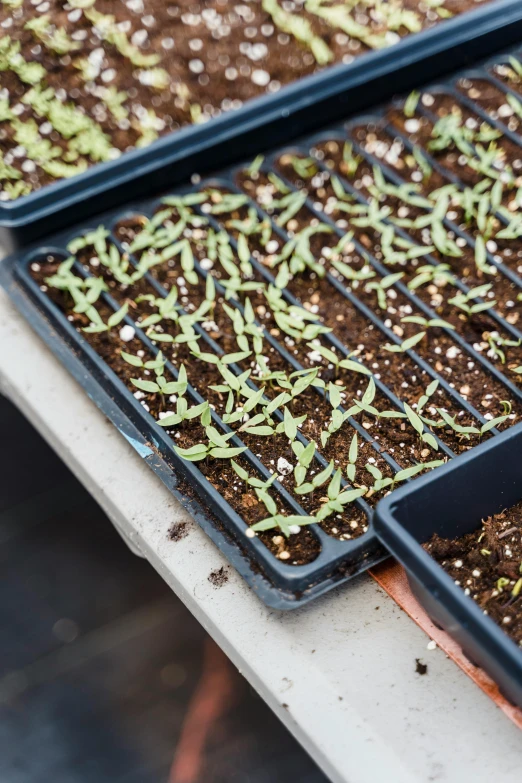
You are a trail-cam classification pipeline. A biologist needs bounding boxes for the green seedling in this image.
[315,470,366,522]
[448,284,496,316]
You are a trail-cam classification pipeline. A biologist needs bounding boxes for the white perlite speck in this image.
[189,59,205,74]
[119,325,136,342]
[277,456,293,475]
[251,69,270,86]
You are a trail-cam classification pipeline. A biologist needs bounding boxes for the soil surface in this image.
[0,0,492,199]
[425,499,522,647]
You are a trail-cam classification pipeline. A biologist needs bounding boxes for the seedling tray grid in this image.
[4,45,522,608]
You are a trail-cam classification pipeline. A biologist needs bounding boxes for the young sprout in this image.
[314,470,366,522]
[190,341,252,370]
[400,314,454,331]
[128,356,196,413]
[436,408,509,439]
[261,0,333,66]
[383,331,426,354]
[294,459,334,496]
[273,224,332,276]
[83,302,129,334]
[448,284,496,316]
[402,402,439,451]
[250,512,317,538]
[292,440,316,487]
[346,433,358,482]
[407,263,454,291]
[175,425,247,462]
[365,463,394,493]
[404,90,420,118]
[485,332,521,364]
[341,142,362,177]
[291,156,318,179]
[222,299,264,356]
[366,458,445,495]
[231,461,279,512]
[365,272,404,310]
[245,154,264,177]
[306,341,371,378]
[267,285,331,341]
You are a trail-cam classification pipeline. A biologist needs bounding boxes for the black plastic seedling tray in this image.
[5,41,522,608]
[375,425,522,710]
[3,0,522,253]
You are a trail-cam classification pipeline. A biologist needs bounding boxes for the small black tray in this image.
[2,0,522,253]
[374,424,522,710]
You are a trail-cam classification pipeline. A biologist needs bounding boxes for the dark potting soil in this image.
[425,499,522,648]
[208,566,229,586]
[0,0,493,199]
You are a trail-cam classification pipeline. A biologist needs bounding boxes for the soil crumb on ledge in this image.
[169,521,189,542]
[208,567,229,588]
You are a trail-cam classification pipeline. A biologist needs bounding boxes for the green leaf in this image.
[120,351,143,367]
[131,378,160,393]
[481,415,508,433]
[337,487,366,504]
[148,332,174,343]
[250,517,278,533]
[401,331,426,351]
[421,432,438,451]
[361,377,376,407]
[313,460,334,488]
[157,414,182,427]
[210,447,248,459]
[403,402,424,436]
[205,426,231,448]
[348,433,358,465]
[231,460,249,481]
[327,469,342,500]
[256,489,278,516]
[283,407,297,441]
[175,443,208,457]
[244,425,275,436]
[366,463,382,481]
[338,358,371,375]
[107,303,129,328]
[221,350,252,365]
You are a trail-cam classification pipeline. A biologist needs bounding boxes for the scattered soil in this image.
[415,658,428,675]
[208,566,229,587]
[0,0,492,199]
[168,520,189,541]
[425,499,522,647]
